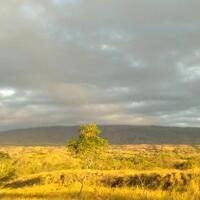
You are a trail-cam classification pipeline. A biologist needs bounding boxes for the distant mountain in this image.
[0,125,200,145]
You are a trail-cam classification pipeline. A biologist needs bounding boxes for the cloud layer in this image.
[0,0,200,130]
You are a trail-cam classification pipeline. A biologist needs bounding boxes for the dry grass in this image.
[0,145,200,199]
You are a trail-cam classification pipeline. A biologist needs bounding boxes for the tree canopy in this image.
[67,123,108,168]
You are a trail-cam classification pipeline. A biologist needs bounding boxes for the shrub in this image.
[174,160,196,170]
[0,151,15,184]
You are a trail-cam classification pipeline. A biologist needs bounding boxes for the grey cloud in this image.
[0,0,200,130]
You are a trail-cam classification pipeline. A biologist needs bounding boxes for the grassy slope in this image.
[1,145,200,199]
[0,125,200,145]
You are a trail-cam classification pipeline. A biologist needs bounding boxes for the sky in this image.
[0,0,200,131]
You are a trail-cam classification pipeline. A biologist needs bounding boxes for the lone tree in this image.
[67,124,108,197]
[67,123,108,168]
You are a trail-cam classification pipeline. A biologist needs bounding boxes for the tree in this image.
[67,123,108,168]
[67,124,108,197]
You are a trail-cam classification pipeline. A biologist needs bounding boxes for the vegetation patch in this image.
[101,171,195,190]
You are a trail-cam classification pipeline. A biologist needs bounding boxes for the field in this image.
[1,145,200,199]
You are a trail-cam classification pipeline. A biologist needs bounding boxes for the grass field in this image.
[1,145,200,199]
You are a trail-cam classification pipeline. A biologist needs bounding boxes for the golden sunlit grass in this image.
[1,184,200,200]
[0,145,200,199]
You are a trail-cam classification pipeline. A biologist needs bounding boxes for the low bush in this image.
[174,160,196,170]
[0,151,15,184]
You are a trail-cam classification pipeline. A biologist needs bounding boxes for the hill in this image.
[0,125,200,145]
[1,145,200,199]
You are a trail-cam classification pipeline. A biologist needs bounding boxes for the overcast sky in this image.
[0,0,200,131]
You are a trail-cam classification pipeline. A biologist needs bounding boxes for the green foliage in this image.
[68,135,107,155]
[79,124,101,137]
[0,151,15,184]
[67,124,108,168]
[67,124,107,155]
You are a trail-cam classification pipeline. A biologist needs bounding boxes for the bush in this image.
[0,151,15,184]
[174,160,196,170]
[0,151,10,159]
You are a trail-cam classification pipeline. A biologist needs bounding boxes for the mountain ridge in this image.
[0,125,200,145]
